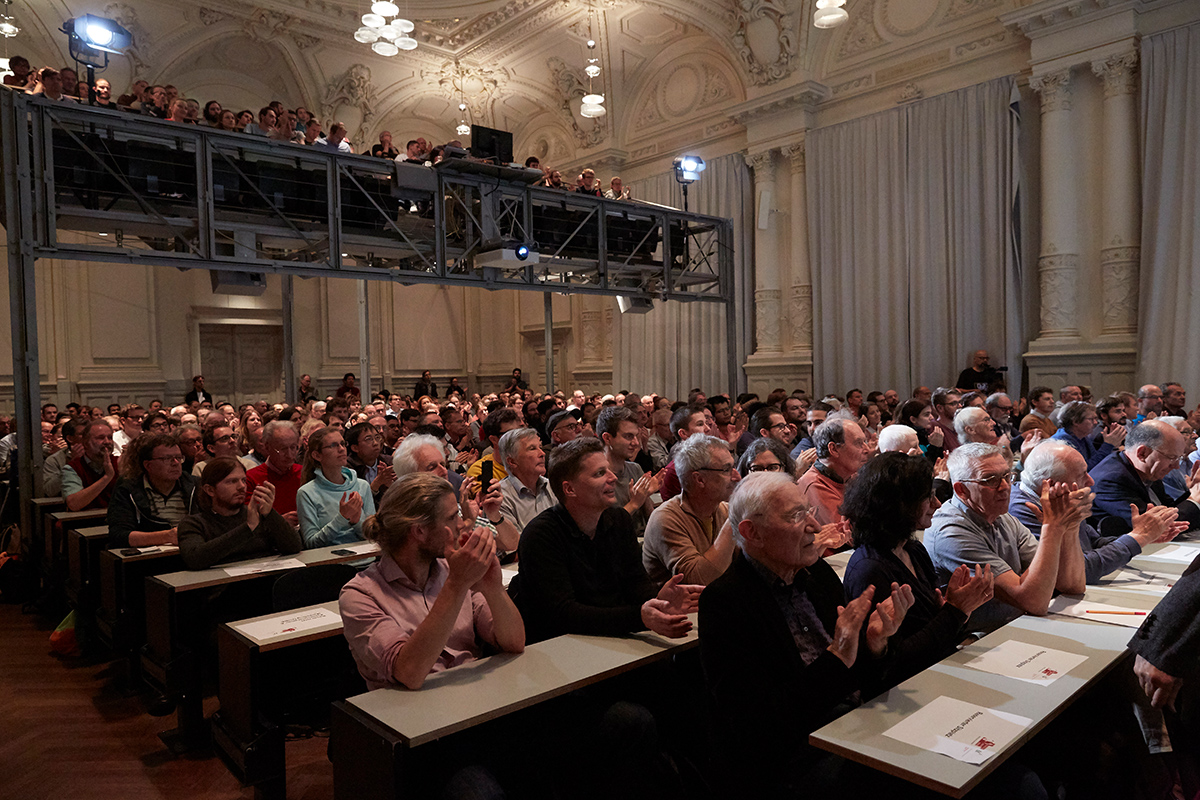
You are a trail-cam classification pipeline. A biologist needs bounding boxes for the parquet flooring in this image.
[0,602,334,800]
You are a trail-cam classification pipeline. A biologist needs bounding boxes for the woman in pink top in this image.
[339,472,524,691]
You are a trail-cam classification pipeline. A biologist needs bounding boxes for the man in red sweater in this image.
[245,420,303,527]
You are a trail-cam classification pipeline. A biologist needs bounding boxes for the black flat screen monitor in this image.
[470,125,514,165]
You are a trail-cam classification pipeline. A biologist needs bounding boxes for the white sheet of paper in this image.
[883,696,1031,765]
[962,639,1088,685]
[339,542,380,556]
[1141,544,1199,564]
[137,545,179,554]
[233,606,342,640]
[501,566,518,587]
[1046,595,1148,627]
[223,557,306,577]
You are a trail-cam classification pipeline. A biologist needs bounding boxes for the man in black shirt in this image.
[955,349,1002,393]
[514,438,701,643]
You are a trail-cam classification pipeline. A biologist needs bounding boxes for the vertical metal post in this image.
[543,291,554,394]
[281,274,296,405]
[3,92,43,539]
[358,280,370,398]
[723,220,740,399]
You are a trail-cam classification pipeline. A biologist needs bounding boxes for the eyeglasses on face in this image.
[148,455,184,463]
[747,462,784,473]
[960,472,1013,490]
[696,464,737,476]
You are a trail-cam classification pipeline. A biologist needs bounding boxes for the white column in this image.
[784,141,812,353]
[1091,51,1140,336]
[747,148,782,354]
[1030,69,1080,339]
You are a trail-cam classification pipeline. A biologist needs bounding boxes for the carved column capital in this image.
[1091,51,1138,99]
[783,142,805,174]
[746,149,776,176]
[1030,69,1072,114]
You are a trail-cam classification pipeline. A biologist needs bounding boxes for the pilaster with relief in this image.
[748,149,782,354]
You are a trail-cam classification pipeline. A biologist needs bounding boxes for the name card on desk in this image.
[962,639,1088,685]
[233,606,342,640]
[883,695,1031,765]
[224,557,306,577]
[136,545,179,555]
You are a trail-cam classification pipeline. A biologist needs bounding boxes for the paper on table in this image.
[223,557,306,577]
[1140,544,1200,564]
[883,696,1031,765]
[339,542,381,556]
[962,639,1088,685]
[137,545,179,554]
[1046,595,1147,627]
[233,606,342,640]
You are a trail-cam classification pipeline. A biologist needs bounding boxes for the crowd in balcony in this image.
[5,59,632,200]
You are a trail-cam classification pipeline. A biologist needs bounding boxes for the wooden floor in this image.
[0,602,334,800]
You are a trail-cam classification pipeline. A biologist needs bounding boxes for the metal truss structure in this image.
[2,90,737,534]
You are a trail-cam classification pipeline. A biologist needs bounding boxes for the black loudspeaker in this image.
[210,270,267,296]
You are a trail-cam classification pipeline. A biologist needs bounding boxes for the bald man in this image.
[1089,419,1200,535]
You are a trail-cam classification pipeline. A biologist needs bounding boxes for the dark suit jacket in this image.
[1088,451,1200,534]
[699,549,885,792]
[1128,556,1200,678]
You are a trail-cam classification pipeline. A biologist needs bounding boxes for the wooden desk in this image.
[142,542,380,752]
[44,508,106,582]
[330,622,699,800]
[810,615,1137,797]
[29,496,64,575]
[810,568,1168,797]
[97,545,182,682]
[212,601,350,800]
[65,525,109,606]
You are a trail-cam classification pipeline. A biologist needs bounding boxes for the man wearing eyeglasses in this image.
[797,416,870,528]
[107,433,200,548]
[245,421,305,528]
[1089,419,1200,535]
[925,442,1089,634]
[643,435,739,585]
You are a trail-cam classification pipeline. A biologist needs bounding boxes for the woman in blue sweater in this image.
[297,426,376,548]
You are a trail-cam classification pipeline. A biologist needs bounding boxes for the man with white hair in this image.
[496,427,554,533]
[1089,419,1200,534]
[1052,400,1125,469]
[796,416,869,527]
[642,435,739,585]
[877,424,919,454]
[954,406,1001,445]
[924,442,1088,632]
[1157,416,1198,499]
[699,473,913,795]
[1010,440,1186,583]
[393,433,519,553]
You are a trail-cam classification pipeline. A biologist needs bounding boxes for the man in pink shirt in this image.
[796,416,870,527]
[339,472,524,691]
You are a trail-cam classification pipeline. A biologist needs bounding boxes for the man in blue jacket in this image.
[1088,420,1200,535]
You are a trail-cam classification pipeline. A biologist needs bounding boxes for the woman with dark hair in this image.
[898,399,945,461]
[842,452,993,686]
[176,456,301,570]
[735,437,798,479]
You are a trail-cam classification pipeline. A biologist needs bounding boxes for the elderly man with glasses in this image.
[924,442,1089,635]
[1089,419,1200,535]
[245,420,305,528]
[796,416,870,528]
[642,434,740,586]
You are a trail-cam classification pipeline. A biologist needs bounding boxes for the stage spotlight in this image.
[515,244,530,260]
[69,14,131,54]
[673,155,706,184]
